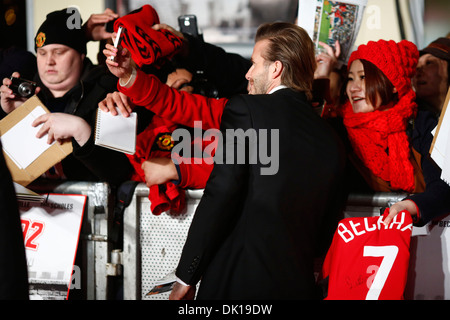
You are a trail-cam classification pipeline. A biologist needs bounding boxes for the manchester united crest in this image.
[36,32,46,48]
[156,133,174,151]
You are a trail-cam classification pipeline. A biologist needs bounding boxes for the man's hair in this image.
[255,22,316,100]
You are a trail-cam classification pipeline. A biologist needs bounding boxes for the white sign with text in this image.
[19,194,86,299]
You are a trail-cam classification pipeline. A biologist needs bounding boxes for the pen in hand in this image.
[109,26,123,61]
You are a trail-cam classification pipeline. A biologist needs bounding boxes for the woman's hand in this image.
[383,199,418,226]
[314,40,341,79]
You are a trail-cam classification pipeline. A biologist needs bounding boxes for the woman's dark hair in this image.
[360,59,398,109]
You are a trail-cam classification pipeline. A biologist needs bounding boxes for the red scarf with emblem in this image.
[339,90,417,192]
[114,5,183,68]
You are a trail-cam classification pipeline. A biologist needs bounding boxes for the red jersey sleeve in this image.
[119,68,228,130]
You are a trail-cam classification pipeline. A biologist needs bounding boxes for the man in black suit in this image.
[169,22,346,300]
[0,141,29,299]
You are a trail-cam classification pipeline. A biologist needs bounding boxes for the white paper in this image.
[0,106,53,169]
[95,107,137,155]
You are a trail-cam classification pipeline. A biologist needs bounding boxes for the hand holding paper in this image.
[0,96,72,186]
[1,106,53,169]
[32,113,92,146]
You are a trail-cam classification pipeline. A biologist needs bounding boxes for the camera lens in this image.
[18,82,34,97]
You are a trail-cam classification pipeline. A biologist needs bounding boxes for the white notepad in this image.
[94,107,137,155]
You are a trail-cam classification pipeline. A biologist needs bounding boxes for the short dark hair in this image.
[255,22,316,100]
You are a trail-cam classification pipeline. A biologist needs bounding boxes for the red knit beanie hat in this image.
[348,39,419,98]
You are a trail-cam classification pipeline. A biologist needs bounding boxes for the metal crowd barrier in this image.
[344,192,409,218]
[27,181,450,300]
[122,183,203,300]
[122,187,450,300]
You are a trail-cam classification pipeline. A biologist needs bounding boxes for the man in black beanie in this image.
[32,8,88,102]
[0,7,134,185]
[35,8,87,56]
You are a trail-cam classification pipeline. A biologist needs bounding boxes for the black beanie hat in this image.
[34,7,87,54]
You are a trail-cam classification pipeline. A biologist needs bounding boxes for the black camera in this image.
[8,77,37,98]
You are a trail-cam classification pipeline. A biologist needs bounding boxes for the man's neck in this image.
[268,84,287,94]
[265,79,284,94]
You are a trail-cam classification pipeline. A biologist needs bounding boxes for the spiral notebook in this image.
[94,107,137,155]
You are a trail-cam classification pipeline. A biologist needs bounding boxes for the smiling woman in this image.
[330,39,423,194]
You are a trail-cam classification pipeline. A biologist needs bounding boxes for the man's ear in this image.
[393,87,398,93]
[271,60,283,79]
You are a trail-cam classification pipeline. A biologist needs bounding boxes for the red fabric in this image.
[113,5,183,68]
[119,68,228,130]
[119,66,228,196]
[322,210,413,300]
[126,114,216,214]
[347,39,418,97]
[126,115,186,215]
[339,90,417,192]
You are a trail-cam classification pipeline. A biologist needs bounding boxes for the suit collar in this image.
[269,85,288,94]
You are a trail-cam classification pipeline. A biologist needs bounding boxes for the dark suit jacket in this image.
[175,88,346,299]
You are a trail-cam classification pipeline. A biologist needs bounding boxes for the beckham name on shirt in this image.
[337,211,413,243]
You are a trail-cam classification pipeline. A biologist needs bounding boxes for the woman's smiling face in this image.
[346,59,383,113]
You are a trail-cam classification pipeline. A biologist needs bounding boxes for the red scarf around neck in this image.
[340,90,417,192]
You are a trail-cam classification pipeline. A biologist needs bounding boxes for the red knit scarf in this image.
[114,5,183,68]
[340,90,417,192]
